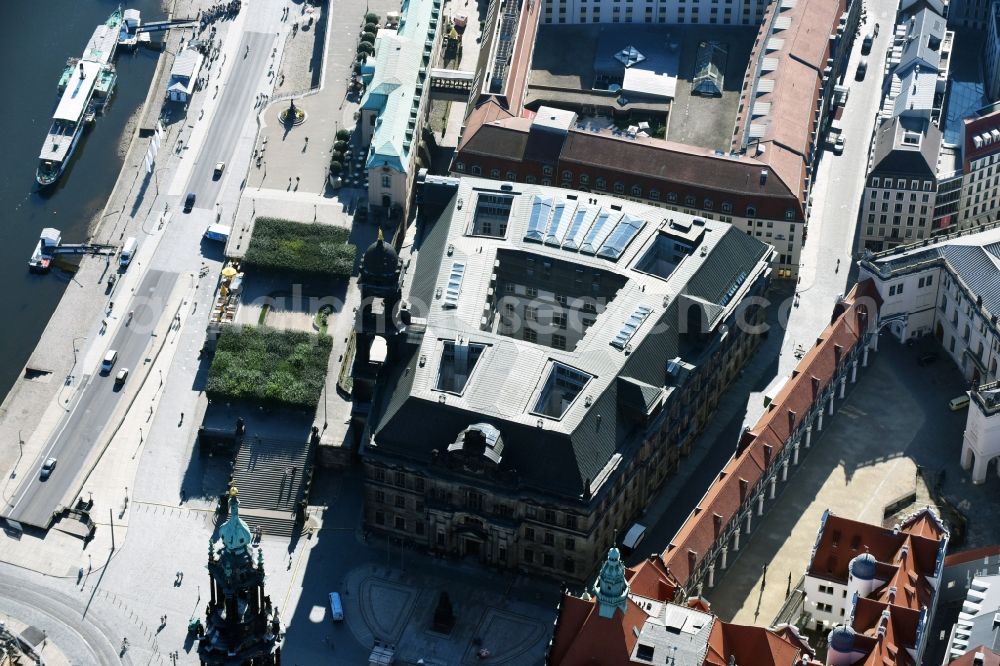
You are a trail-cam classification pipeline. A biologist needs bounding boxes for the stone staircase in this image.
[230,435,314,538]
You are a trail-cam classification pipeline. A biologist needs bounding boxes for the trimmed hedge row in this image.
[206,325,333,409]
[244,217,356,277]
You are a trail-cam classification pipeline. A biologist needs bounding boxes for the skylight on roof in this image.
[442,261,466,309]
[562,206,598,251]
[545,200,576,246]
[524,195,552,242]
[611,305,652,350]
[614,45,646,67]
[580,210,621,255]
[597,215,645,260]
[719,270,749,306]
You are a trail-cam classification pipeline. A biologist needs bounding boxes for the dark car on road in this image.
[184,192,196,213]
[855,58,868,80]
[40,457,57,480]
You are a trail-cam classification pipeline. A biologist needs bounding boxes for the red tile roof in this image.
[549,556,820,666]
[549,556,681,666]
[853,597,920,666]
[963,107,1000,173]
[549,594,650,666]
[505,0,540,115]
[950,647,1000,666]
[944,544,1000,567]
[662,282,880,586]
[704,622,807,666]
[732,0,847,204]
[807,509,947,666]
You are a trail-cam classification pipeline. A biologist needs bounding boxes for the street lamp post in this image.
[72,336,87,367]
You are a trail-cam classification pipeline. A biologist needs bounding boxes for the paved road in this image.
[4,269,179,528]
[186,31,275,209]
[0,574,128,665]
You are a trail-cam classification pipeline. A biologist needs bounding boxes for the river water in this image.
[0,1,163,397]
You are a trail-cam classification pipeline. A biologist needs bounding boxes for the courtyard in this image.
[528,23,756,150]
[703,334,1000,631]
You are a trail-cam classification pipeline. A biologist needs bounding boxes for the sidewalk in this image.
[254,0,401,196]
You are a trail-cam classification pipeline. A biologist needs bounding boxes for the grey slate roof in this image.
[368,176,772,499]
[898,8,946,74]
[871,116,941,178]
[867,227,1000,317]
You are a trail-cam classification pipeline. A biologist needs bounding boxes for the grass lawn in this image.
[244,217,356,277]
[206,325,333,409]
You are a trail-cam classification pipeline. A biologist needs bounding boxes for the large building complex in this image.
[660,281,882,594]
[958,106,1000,228]
[859,0,954,252]
[453,0,860,279]
[359,0,443,217]
[542,282,884,662]
[358,175,773,580]
[547,547,822,665]
[804,509,949,665]
[858,223,1000,385]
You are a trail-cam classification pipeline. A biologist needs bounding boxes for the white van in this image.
[101,350,118,374]
[949,394,970,411]
[328,592,344,622]
[120,237,138,267]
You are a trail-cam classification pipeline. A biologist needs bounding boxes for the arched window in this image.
[631,184,642,197]
[746,205,756,217]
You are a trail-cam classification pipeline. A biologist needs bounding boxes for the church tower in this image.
[594,546,630,619]
[355,227,404,371]
[198,486,283,665]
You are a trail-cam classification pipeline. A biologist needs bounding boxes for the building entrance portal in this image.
[463,538,482,558]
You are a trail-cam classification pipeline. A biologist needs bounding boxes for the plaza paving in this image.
[281,471,560,665]
[705,336,991,626]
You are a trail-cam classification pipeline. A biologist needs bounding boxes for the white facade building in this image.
[962,382,1000,484]
[359,0,443,217]
[166,48,204,104]
[803,509,949,666]
[859,224,1000,384]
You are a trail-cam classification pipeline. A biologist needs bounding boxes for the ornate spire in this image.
[594,545,629,619]
[377,227,384,242]
[219,485,253,553]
